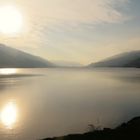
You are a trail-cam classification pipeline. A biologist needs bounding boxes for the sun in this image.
[0,5,23,35]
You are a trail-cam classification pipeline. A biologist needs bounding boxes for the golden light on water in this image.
[0,102,18,129]
[0,5,23,35]
[0,68,18,75]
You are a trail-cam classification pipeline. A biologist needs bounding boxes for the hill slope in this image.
[89,51,140,68]
[0,44,54,68]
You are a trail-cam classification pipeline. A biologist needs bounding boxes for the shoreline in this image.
[41,116,140,140]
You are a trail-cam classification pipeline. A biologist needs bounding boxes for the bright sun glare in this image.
[0,5,23,35]
[0,102,18,129]
[0,68,17,75]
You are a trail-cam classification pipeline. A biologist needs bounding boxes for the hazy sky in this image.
[0,0,140,64]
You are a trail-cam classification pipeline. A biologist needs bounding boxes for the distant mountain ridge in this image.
[88,51,140,68]
[52,60,82,67]
[0,44,54,68]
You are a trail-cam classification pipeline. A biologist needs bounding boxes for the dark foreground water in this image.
[0,68,139,140]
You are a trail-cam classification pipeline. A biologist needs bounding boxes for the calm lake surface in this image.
[0,68,139,140]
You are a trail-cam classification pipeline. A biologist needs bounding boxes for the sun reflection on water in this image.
[0,68,18,75]
[0,101,18,129]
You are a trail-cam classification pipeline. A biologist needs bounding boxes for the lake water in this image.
[0,68,139,140]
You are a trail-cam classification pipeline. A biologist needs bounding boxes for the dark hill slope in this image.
[89,51,140,68]
[0,44,54,68]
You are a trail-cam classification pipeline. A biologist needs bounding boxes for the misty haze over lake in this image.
[0,68,139,140]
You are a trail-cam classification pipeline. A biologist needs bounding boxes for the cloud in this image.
[0,0,132,65]
[17,0,130,47]
[25,0,129,24]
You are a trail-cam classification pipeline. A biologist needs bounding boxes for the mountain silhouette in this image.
[89,51,140,68]
[0,44,54,68]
